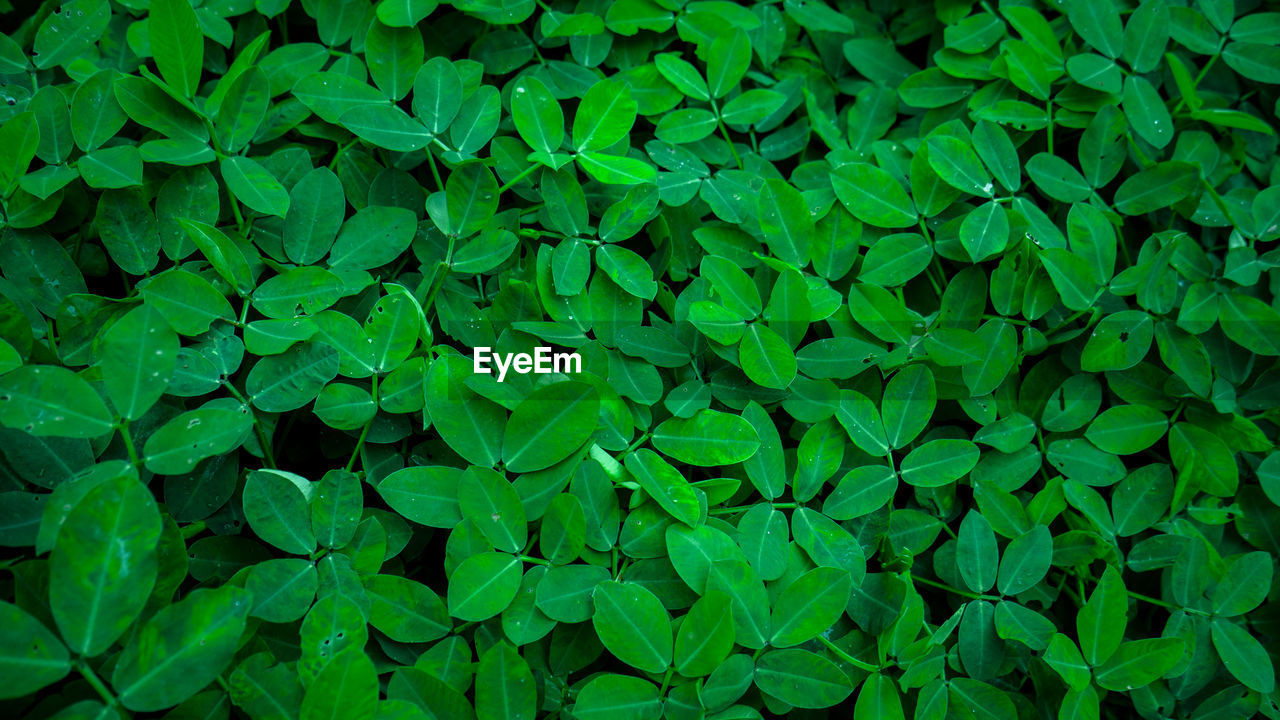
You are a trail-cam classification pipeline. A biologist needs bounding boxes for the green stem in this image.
[345,373,378,473]
[425,147,444,193]
[619,431,652,460]
[497,163,540,194]
[710,502,796,516]
[1045,98,1053,155]
[1171,47,1222,115]
[519,555,551,566]
[118,421,141,468]
[421,262,450,317]
[658,667,674,698]
[222,381,277,468]
[181,521,206,540]
[713,101,744,169]
[328,137,358,170]
[913,576,991,601]
[1202,178,1234,222]
[1126,134,1155,169]
[817,635,880,673]
[1127,590,1211,617]
[77,660,118,707]
[228,194,245,234]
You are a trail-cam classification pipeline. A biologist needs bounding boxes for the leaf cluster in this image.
[0,0,1278,719]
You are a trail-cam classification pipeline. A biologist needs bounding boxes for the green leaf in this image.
[511,76,563,156]
[739,323,797,390]
[754,649,854,709]
[459,466,527,553]
[996,525,1052,596]
[221,156,290,218]
[377,466,463,528]
[312,469,363,549]
[149,0,204,98]
[328,206,418,269]
[1113,162,1198,215]
[476,641,536,720]
[300,644,377,720]
[926,135,994,197]
[243,469,317,555]
[138,269,235,335]
[49,473,161,656]
[246,558,317,623]
[592,580,673,673]
[573,78,637,152]
[447,552,522,621]
[1219,291,1280,356]
[99,305,178,421]
[831,163,917,228]
[1084,405,1168,454]
[411,57,462,133]
[113,585,252,712]
[624,449,701,527]
[957,510,998,593]
[503,381,599,472]
[340,105,432,151]
[707,28,751,99]
[573,675,660,720]
[674,590,735,676]
[0,365,114,438]
[33,0,110,70]
[1093,638,1186,691]
[1210,618,1276,693]
[899,439,980,488]
[770,567,852,647]
[881,364,935,449]
[854,674,905,720]
[247,342,340,412]
[367,575,450,643]
[652,409,759,466]
[757,178,812,268]
[143,408,252,475]
[0,600,71,699]
[1076,565,1126,666]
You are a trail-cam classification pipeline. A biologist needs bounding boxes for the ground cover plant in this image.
[0,0,1279,718]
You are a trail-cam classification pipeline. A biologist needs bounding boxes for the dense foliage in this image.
[1,0,1279,718]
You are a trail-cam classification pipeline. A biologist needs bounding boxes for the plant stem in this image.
[498,163,540,194]
[425,146,444,192]
[222,381,276,468]
[713,101,744,170]
[1045,98,1054,155]
[118,421,141,468]
[519,555,551,566]
[658,667,674,698]
[1127,590,1211,616]
[77,660,118,707]
[818,635,880,673]
[913,575,992,601]
[710,502,796,516]
[345,373,378,473]
[1171,46,1222,115]
[619,431,652,461]
[328,137,358,170]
